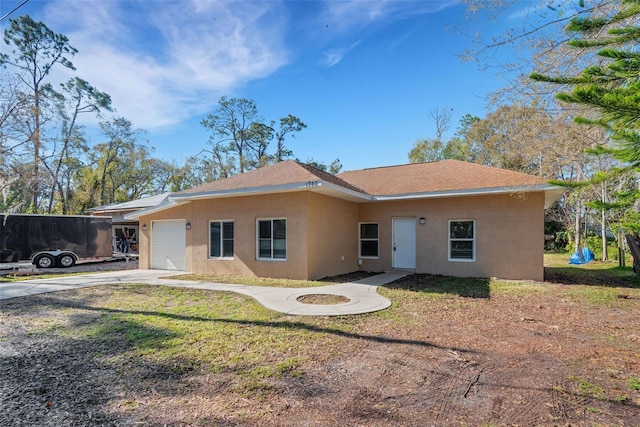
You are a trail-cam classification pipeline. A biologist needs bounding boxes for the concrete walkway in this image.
[0,270,410,316]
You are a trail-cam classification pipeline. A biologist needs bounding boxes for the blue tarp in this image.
[569,247,595,264]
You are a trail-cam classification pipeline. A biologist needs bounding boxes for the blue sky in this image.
[0,0,520,171]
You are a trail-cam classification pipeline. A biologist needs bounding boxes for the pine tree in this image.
[531,0,640,169]
[530,0,640,251]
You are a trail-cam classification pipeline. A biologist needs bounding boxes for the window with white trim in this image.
[210,221,234,258]
[359,223,379,258]
[449,220,475,261]
[257,219,286,260]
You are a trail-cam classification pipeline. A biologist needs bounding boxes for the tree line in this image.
[0,15,328,215]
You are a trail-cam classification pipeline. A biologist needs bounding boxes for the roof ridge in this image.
[172,160,371,196]
[341,159,548,179]
[341,159,457,173]
[295,161,369,194]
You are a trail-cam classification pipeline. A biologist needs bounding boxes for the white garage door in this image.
[151,220,186,270]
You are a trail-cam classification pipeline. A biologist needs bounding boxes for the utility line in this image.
[0,0,30,22]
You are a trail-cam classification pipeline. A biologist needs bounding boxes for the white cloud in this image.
[323,41,360,67]
[322,0,457,33]
[323,0,393,32]
[37,0,289,130]
[1,0,458,129]
[319,0,458,67]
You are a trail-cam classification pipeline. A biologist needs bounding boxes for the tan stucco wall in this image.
[190,192,312,279]
[138,190,546,281]
[357,192,546,281]
[140,192,319,280]
[305,192,359,279]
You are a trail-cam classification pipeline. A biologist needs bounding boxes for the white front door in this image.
[392,217,416,269]
[150,220,186,270]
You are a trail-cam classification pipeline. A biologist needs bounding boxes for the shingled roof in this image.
[174,160,365,196]
[337,160,550,196]
[87,192,171,213]
[126,159,560,220]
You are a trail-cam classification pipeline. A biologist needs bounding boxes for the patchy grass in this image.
[1,258,639,425]
[488,279,550,296]
[564,286,627,307]
[165,273,344,288]
[296,294,351,304]
[575,377,607,400]
[384,274,492,298]
[544,253,640,288]
[7,283,366,389]
[19,284,358,395]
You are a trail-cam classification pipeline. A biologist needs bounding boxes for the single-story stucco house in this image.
[126,160,563,281]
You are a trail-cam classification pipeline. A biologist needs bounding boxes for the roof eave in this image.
[372,184,563,208]
[544,186,566,209]
[312,181,372,202]
[170,181,372,202]
[124,183,564,219]
[171,182,315,201]
[124,200,189,220]
[88,207,146,214]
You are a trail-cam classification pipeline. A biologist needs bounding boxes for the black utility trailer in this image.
[0,214,112,268]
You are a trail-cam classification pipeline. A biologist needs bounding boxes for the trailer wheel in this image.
[56,254,76,268]
[34,254,55,268]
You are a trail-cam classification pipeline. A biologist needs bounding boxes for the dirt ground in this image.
[1,267,639,426]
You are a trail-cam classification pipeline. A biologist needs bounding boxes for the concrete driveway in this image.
[0,270,408,316]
